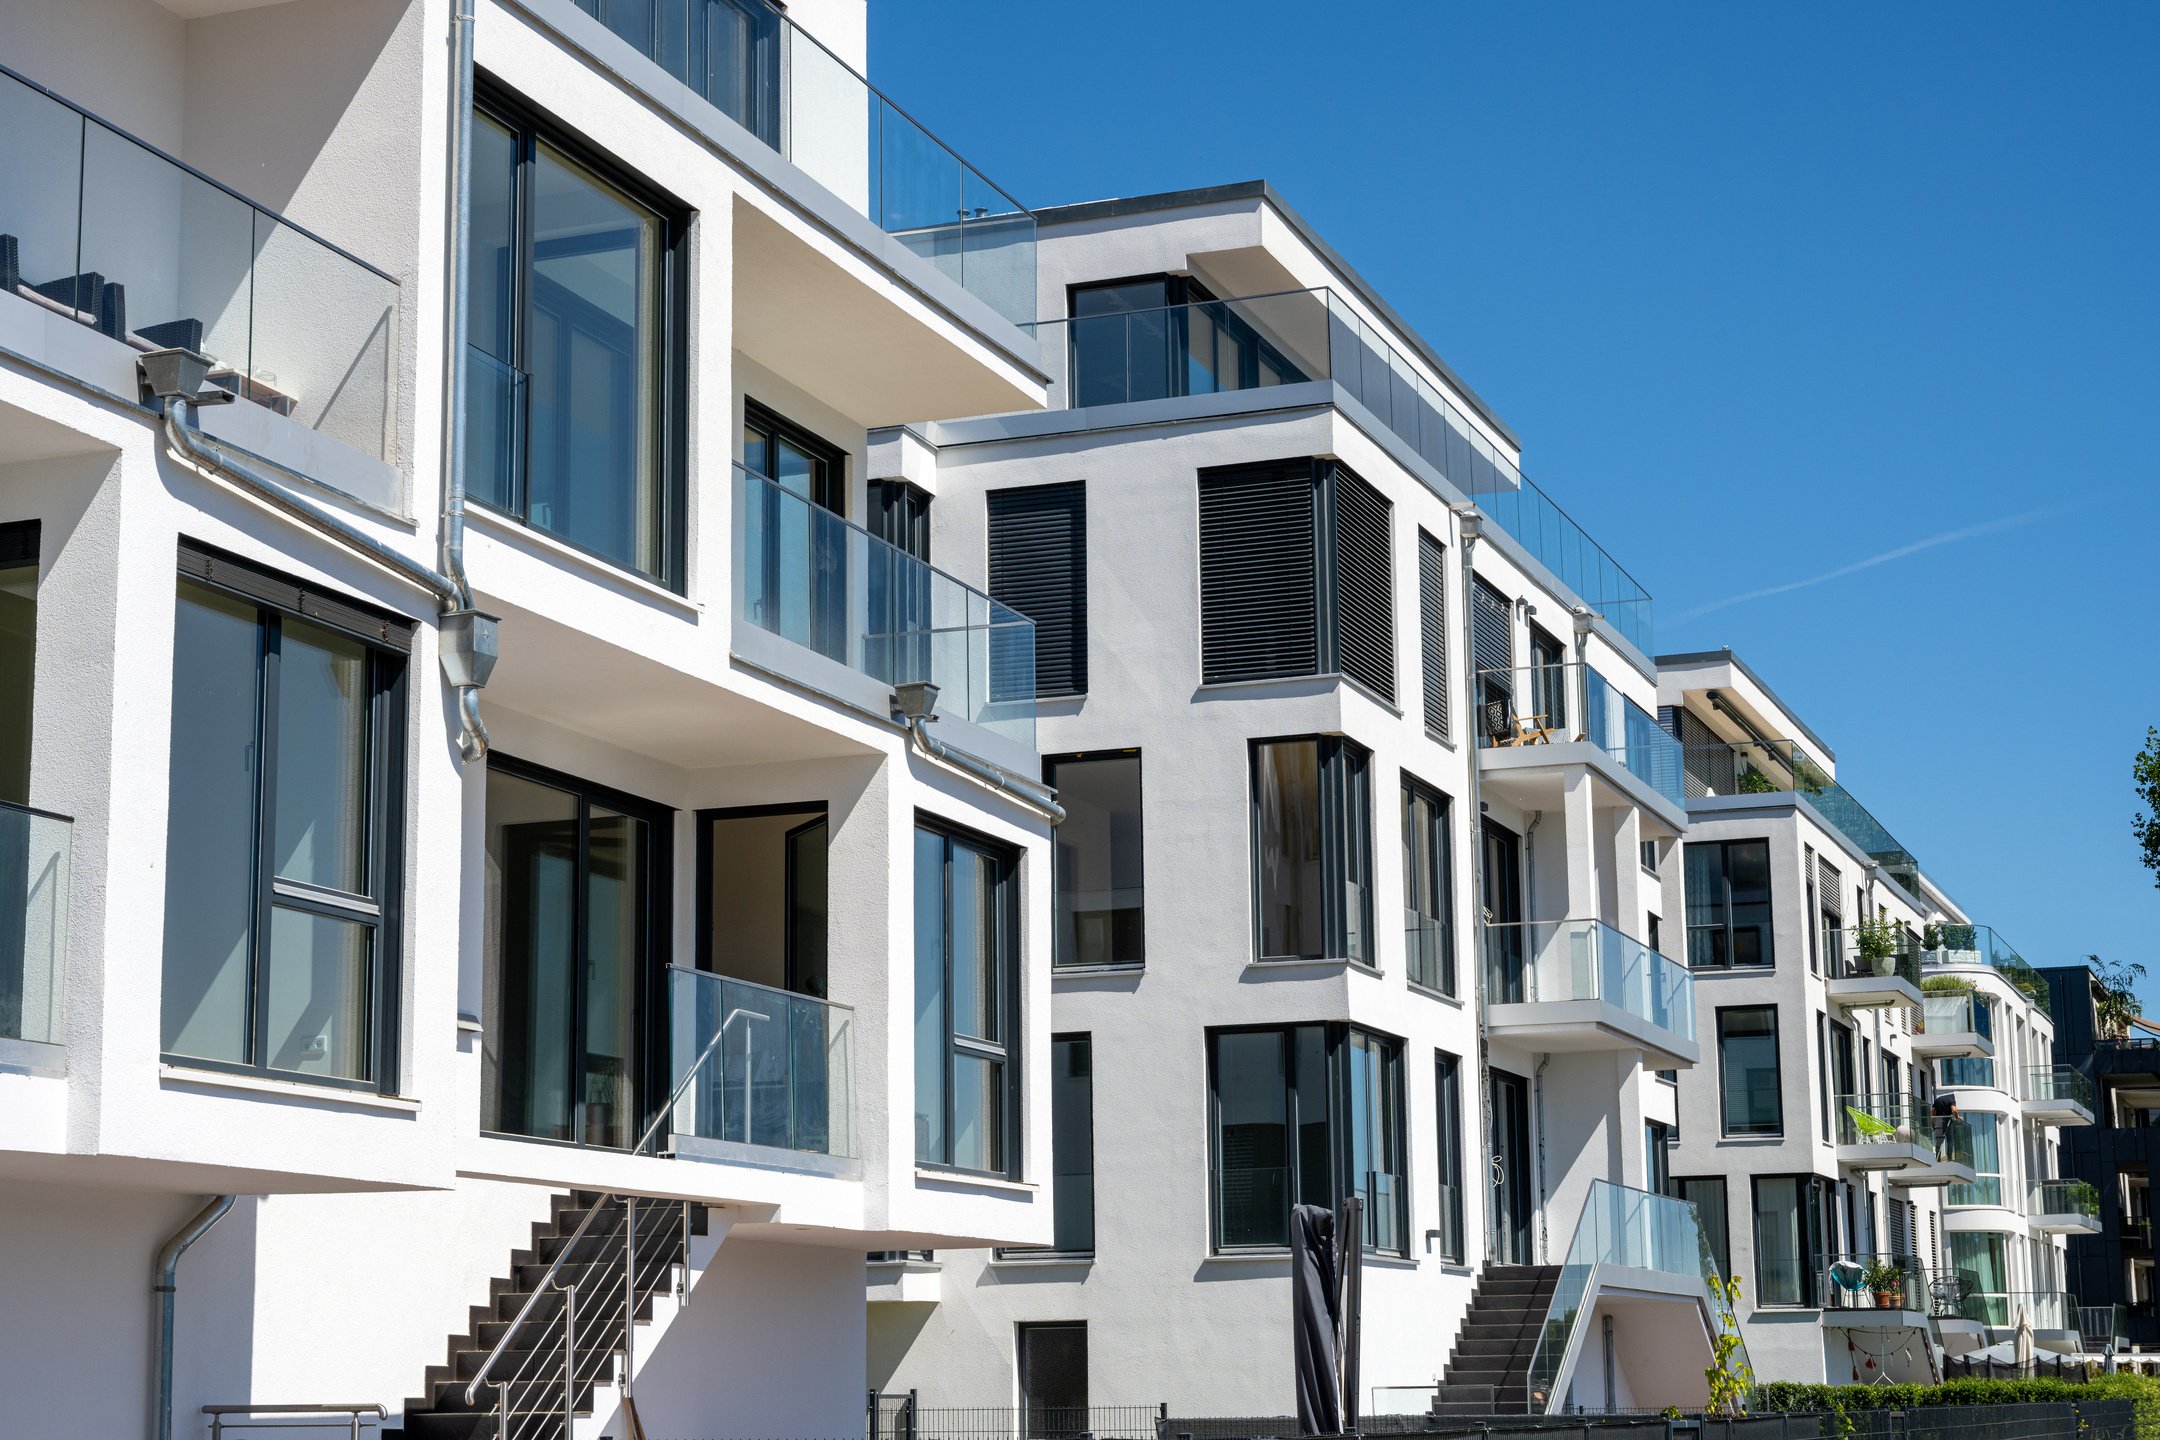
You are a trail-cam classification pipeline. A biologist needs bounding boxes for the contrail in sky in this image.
[1668,504,2077,624]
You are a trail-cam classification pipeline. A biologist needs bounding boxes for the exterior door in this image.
[1482,819,1525,1003]
[1490,1069,1534,1265]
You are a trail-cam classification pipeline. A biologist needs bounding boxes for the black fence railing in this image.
[869,1398,1167,1440]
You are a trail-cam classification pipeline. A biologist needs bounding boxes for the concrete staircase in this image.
[1431,1265,1561,1415]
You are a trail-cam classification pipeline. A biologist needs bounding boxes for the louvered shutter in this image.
[1418,531,1448,740]
[178,539,415,651]
[987,482,1087,698]
[1198,464,1317,684]
[1329,465,1394,703]
[0,520,38,567]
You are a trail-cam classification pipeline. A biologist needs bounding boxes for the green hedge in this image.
[1752,1373,2160,1439]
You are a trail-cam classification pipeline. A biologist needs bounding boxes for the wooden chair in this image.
[1481,698,1558,748]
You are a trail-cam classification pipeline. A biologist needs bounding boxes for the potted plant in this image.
[1922,922,1945,952]
[1864,1259,1906,1309]
[1736,766,1779,795]
[1853,913,1901,978]
[2068,1178,2101,1215]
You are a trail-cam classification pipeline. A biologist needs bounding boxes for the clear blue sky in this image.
[873,2,2160,1003]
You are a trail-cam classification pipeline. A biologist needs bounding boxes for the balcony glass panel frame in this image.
[666,964,855,1160]
[0,800,71,1052]
[1481,918,1696,1046]
[1473,663,1684,808]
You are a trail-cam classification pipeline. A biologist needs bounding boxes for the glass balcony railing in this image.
[1033,287,1655,652]
[1835,1093,1936,1161]
[733,464,1036,752]
[0,64,399,460]
[2026,1066,2096,1112]
[665,966,854,1159]
[1921,925,2051,1013]
[1677,738,1920,891]
[1932,1115,1978,1172]
[1962,1290,2079,1330]
[2029,1178,2101,1220]
[1482,919,1695,1046]
[1923,989,1993,1041]
[1823,926,1922,990]
[1,801,71,1051]
[567,0,1034,327]
[1526,1181,1744,1414]
[2082,1303,2126,1346]
[1472,664,1684,808]
[1404,914,1452,995]
[1821,1252,1941,1315]
[1939,1056,1997,1089]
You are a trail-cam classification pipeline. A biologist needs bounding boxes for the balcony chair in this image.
[1481,698,1558,748]
[1828,1259,1869,1309]
[1844,1104,1901,1145]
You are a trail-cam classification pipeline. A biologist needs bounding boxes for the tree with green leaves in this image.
[2137,727,2160,886]
[2094,953,2147,1041]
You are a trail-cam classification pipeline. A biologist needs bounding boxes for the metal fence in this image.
[869,1397,1167,1440]
[1145,1405,2134,1440]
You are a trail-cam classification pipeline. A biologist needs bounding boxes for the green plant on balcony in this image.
[2067,1178,2102,1213]
[1863,1259,1907,1308]
[1923,922,1945,951]
[1737,766,1780,795]
[1792,756,1834,795]
[1922,975,1976,995]
[1853,913,1903,976]
[1938,923,1977,952]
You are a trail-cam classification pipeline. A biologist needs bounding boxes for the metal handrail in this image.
[463,1199,619,1404]
[0,61,397,283]
[204,1404,385,1438]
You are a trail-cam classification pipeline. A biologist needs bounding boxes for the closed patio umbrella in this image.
[2015,1305,2035,1371]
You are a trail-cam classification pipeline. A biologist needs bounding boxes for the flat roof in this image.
[1034,180,1523,452]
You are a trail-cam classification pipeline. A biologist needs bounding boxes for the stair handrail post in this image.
[493,1380,508,1440]
[562,1277,577,1440]
[464,1193,619,1405]
[623,1195,638,1407]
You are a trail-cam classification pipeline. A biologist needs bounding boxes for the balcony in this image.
[1482,920,1697,1068]
[0,800,70,1074]
[2024,1066,2096,1126]
[2081,1302,2128,1354]
[664,967,855,1177]
[2027,1179,2103,1236]
[1890,1115,1978,1189]
[1835,1093,1938,1171]
[1823,926,1923,1010]
[731,464,1037,774]
[1034,288,1655,652]
[1913,987,1994,1059]
[0,65,400,486]
[1473,663,1686,816]
[1820,1252,1956,1330]
[1524,1181,1740,1415]
[1960,1291,2085,1352]
[1920,925,2051,1014]
[1677,738,1920,892]
[563,0,1033,329]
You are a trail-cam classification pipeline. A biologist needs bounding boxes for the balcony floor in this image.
[1485,998,1698,1070]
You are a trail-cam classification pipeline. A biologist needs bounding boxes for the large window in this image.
[1207,1024,1407,1254]
[1417,530,1448,741]
[1949,1231,2011,1325]
[1067,275,1305,408]
[1004,1036,1095,1258]
[160,548,409,1091]
[483,760,668,1149]
[1401,775,1456,994]
[1251,737,1373,965]
[467,88,683,585]
[915,819,1021,1177]
[1949,1112,2004,1207]
[1685,839,1772,968]
[988,482,1088,698]
[1047,753,1143,969]
[1645,1120,1673,1194]
[1197,461,1393,700]
[1753,1175,1831,1307]
[1718,1005,1782,1137]
[1675,1176,1731,1278]
[1017,1322,1088,1438]
[1435,1050,1466,1263]
[0,521,35,806]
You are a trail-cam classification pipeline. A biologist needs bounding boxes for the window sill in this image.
[1052,963,1145,980]
[1421,727,1459,755]
[1406,981,1465,1008]
[1346,960,1384,980]
[1245,956,1354,974]
[465,506,701,615]
[990,1252,1093,1269]
[159,1064,420,1113]
[914,1167,1037,1195]
[1203,1249,1293,1264]
[1716,1133,1788,1145]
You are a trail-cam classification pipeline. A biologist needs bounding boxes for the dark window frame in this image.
[691,800,829,996]
[1674,1174,1731,1277]
[915,811,1024,1180]
[1247,735,1374,965]
[468,78,691,590]
[743,399,847,514]
[987,480,1089,699]
[1416,529,1449,741]
[1435,1049,1466,1263]
[1685,837,1774,969]
[998,1032,1095,1260]
[1400,771,1457,997]
[1751,1172,1833,1308]
[1717,1002,1783,1139]
[1044,750,1145,970]
[161,542,413,1095]
[1203,1021,1409,1257]
[868,479,931,562]
[482,752,675,1147]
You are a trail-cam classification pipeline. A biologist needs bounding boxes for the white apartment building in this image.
[862,183,1732,1420]
[0,1,1071,1437]
[1658,650,2093,1385]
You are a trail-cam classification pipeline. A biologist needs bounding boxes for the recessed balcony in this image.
[0,799,70,1076]
[1835,1093,1937,1172]
[1912,987,1994,1059]
[0,64,400,494]
[1473,663,1686,818]
[730,464,1038,776]
[2027,1179,2103,1237]
[1823,928,1923,1010]
[2023,1066,2096,1126]
[1676,738,1921,894]
[1482,919,1697,1068]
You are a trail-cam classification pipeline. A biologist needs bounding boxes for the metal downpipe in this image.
[903,716,1065,825]
[440,0,488,761]
[153,1195,234,1440]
